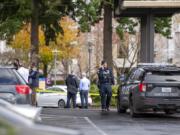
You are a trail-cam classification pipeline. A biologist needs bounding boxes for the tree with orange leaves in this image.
[11,24,31,63]
[10,24,53,74]
[10,17,80,77]
[55,17,80,76]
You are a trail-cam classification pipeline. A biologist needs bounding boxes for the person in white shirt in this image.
[79,72,90,109]
[18,66,29,83]
[13,59,29,83]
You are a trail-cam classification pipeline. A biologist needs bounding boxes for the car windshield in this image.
[0,69,20,85]
[144,71,180,82]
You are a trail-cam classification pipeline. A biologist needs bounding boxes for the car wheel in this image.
[58,100,65,108]
[117,97,126,113]
[129,96,138,118]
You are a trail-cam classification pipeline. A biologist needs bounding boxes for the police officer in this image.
[65,72,79,108]
[98,60,114,112]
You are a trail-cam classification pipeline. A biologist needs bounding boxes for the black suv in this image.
[0,67,31,104]
[117,63,180,117]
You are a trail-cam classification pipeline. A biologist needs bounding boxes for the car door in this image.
[120,69,136,106]
[37,87,59,107]
[125,69,141,104]
[120,80,129,104]
[129,69,145,106]
[37,90,53,106]
[53,87,67,104]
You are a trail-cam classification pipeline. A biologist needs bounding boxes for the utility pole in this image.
[30,0,39,106]
[88,42,93,79]
[103,0,124,68]
[52,49,60,85]
[31,0,39,67]
[103,0,113,68]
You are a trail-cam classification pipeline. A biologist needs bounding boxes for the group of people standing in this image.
[13,58,114,111]
[66,72,90,109]
[13,59,39,105]
[66,60,114,112]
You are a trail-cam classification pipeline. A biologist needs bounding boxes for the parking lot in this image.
[41,108,180,135]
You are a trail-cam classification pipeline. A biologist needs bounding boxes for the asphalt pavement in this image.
[41,108,180,135]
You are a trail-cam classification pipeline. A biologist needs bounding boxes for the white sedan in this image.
[36,85,92,108]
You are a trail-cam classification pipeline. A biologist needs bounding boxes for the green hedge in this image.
[90,84,118,107]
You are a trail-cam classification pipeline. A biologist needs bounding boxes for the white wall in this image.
[0,40,6,53]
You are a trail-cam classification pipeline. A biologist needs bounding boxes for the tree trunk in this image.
[43,63,48,78]
[30,0,39,106]
[103,2,113,68]
[31,0,39,67]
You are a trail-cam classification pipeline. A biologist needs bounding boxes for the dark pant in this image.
[66,92,77,108]
[80,91,88,108]
[30,86,37,106]
[100,84,112,109]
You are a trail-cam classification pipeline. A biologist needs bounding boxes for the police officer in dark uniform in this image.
[98,60,114,112]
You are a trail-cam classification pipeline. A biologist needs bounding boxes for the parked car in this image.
[0,98,41,121]
[0,67,31,104]
[117,63,180,117]
[36,85,92,108]
[0,99,81,135]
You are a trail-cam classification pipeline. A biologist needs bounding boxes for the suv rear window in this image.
[144,71,180,82]
[0,69,22,85]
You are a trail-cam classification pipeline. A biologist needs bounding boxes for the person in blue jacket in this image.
[28,63,39,106]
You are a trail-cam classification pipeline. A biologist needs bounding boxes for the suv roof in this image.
[0,66,14,69]
[137,63,175,67]
[137,63,180,72]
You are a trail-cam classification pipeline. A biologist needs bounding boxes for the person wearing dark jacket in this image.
[28,63,39,106]
[29,63,39,88]
[97,60,114,112]
[65,72,79,108]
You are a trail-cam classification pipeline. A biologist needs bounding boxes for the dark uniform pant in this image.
[80,90,88,108]
[100,84,112,109]
[66,92,77,108]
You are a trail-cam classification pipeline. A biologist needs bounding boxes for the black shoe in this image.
[107,108,110,112]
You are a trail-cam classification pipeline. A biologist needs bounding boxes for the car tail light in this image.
[16,85,31,95]
[139,83,146,92]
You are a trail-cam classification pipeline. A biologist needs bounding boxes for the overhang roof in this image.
[123,1,180,8]
[114,0,180,17]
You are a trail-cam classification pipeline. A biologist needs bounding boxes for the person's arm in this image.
[79,80,82,91]
[110,69,115,85]
[74,77,79,89]
[97,69,101,88]
[97,68,103,79]
[65,78,68,86]
[29,70,37,79]
[88,80,91,91]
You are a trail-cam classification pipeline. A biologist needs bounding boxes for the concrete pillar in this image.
[140,14,154,63]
